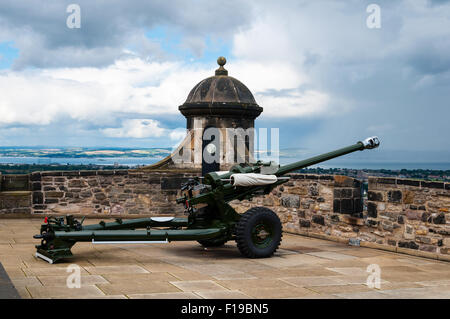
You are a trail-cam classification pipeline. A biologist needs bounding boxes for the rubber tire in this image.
[197,237,228,247]
[236,207,282,258]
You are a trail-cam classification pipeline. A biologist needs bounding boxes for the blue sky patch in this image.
[145,26,232,63]
[0,41,18,69]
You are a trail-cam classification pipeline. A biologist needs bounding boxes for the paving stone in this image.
[280,276,346,287]
[379,287,450,299]
[84,265,149,275]
[218,278,294,290]
[97,281,180,295]
[15,287,31,299]
[254,254,326,267]
[238,287,318,299]
[332,275,390,285]
[0,262,20,299]
[103,272,177,283]
[195,290,252,299]
[326,267,368,276]
[307,284,374,294]
[169,271,216,281]
[23,267,90,276]
[140,262,187,273]
[170,280,228,292]
[306,251,357,260]
[11,276,42,287]
[211,273,258,280]
[396,258,435,265]
[128,292,201,299]
[416,279,450,287]
[27,285,105,298]
[334,290,393,299]
[38,275,108,286]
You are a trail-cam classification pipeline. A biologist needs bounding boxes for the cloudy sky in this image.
[0,0,449,162]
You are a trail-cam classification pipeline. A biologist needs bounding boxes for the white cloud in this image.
[256,90,330,118]
[0,55,334,130]
[101,119,166,138]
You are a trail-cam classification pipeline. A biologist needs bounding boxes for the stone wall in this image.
[29,170,200,217]
[367,177,450,258]
[230,174,365,239]
[230,174,450,261]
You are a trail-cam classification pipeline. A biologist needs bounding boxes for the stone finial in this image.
[215,56,228,76]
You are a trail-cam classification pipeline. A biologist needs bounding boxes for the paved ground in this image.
[1,218,450,299]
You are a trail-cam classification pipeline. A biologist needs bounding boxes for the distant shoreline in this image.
[0,156,449,171]
[0,161,448,182]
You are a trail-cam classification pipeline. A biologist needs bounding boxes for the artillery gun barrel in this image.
[275,136,380,176]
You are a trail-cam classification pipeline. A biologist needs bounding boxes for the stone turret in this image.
[179,57,263,174]
[142,57,262,174]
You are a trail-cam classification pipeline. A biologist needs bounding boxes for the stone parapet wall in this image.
[29,170,200,217]
[230,174,365,239]
[367,177,450,256]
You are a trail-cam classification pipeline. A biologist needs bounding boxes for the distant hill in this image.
[0,147,172,158]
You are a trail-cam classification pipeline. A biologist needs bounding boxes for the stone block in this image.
[339,215,364,226]
[404,224,415,240]
[406,210,422,220]
[367,202,377,218]
[45,192,64,198]
[97,170,114,176]
[311,215,325,225]
[68,180,86,188]
[334,175,355,187]
[403,190,414,204]
[367,191,383,202]
[299,219,311,227]
[396,179,420,187]
[398,241,419,250]
[366,219,378,227]
[30,173,41,182]
[32,192,43,204]
[308,184,319,196]
[387,190,402,203]
[421,181,444,189]
[161,177,189,190]
[377,177,396,185]
[340,198,354,213]
[281,195,300,208]
[288,186,307,195]
[333,189,341,199]
[333,199,340,213]
[432,212,446,224]
[419,245,437,253]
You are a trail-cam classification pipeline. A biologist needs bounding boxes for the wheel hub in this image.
[256,229,270,239]
[252,223,273,248]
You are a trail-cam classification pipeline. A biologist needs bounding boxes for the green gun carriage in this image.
[34,136,380,263]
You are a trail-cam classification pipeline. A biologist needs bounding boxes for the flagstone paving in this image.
[0,218,449,299]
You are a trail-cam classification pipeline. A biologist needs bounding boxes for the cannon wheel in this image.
[197,237,228,247]
[236,207,282,258]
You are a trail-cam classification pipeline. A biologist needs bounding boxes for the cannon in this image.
[34,136,380,263]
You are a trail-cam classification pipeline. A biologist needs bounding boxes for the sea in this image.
[0,156,449,170]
